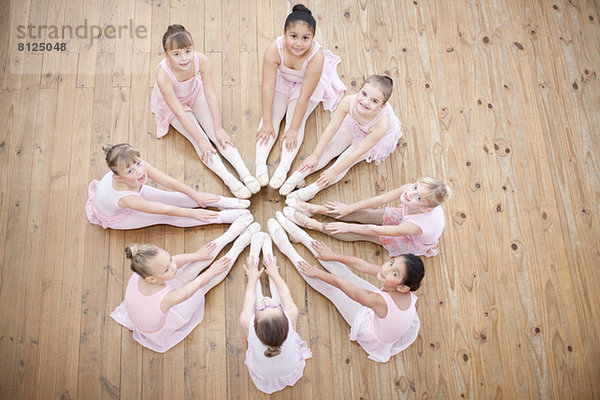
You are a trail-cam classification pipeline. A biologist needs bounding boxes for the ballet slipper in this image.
[231,222,261,251]
[228,180,252,199]
[284,197,313,217]
[281,206,319,233]
[242,175,261,194]
[224,213,255,239]
[268,174,285,190]
[275,211,304,243]
[286,190,299,200]
[218,209,251,223]
[257,173,269,187]
[211,197,251,209]
[267,218,292,248]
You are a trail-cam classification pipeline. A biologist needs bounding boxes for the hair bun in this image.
[102,144,114,154]
[292,4,312,15]
[125,245,138,259]
[384,75,394,86]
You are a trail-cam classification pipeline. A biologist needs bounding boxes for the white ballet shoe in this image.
[242,175,261,194]
[285,197,313,217]
[286,190,299,200]
[279,178,305,196]
[267,218,292,249]
[256,173,269,187]
[229,181,252,199]
[276,210,306,244]
[268,174,285,190]
[213,198,251,209]
[282,206,322,233]
[233,222,262,249]
[219,209,251,224]
[226,213,254,237]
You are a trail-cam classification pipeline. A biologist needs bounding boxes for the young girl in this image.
[271,212,423,362]
[86,143,250,230]
[151,24,260,199]
[285,177,450,257]
[255,4,346,189]
[281,75,402,199]
[240,232,311,394]
[110,216,260,353]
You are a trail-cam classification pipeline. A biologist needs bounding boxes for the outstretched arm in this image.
[263,255,299,328]
[118,195,218,222]
[172,242,217,268]
[240,256,264,333]
[325,183,411,219]
[310,241,380,276]
[324,221,423,237]
[298,261,388,318]
[145,161,220,207]
[161,257,231,312]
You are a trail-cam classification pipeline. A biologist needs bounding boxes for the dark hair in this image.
[102,143,141,175]
[125,244,160,278]
[162,24,194,52]
[401,254,425,291]
[254,312,289,357]
[363,74,394,103]
[284,4,316,34]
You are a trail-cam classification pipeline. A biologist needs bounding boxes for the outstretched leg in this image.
[171,112,251,199]
[255,92,289,186]
[267,218,363,326]
[192,95,260,194]
[289,144,365,201]
[279,125,353,195]
[269,99,320,189]
[175,214,255,284]
[201,222,261,293]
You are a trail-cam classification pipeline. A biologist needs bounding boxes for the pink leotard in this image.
[151,52,204,138]
[274,36,345,111]
[110,273,206,353]
[349,291,420,362]
[244,312,311,394]
[380,204,445,257]
[341,94,403,165]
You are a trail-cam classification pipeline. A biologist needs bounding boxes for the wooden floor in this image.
[1,0,599,398]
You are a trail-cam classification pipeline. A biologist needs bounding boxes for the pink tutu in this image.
[111,276,205,353]
[274,36,345,112]
[380,205,444,257]
[150,53,204,138]
[86,180,134,229]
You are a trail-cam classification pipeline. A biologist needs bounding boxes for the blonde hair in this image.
[418,177,451,207]
[102,143,141,176]
[125,244,160,278]
[363,74,394,103]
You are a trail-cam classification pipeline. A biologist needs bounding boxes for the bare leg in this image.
[269,99,320,189]
[255,92,289,186]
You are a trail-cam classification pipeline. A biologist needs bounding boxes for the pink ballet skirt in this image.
[342,95,403,165]
[349,292,420,362]
[111,274,206,353]
[245,313,312,394]
[151,52,204,138]
[274,36,345,112]
[380,204,445,257]
[86,178,136,229]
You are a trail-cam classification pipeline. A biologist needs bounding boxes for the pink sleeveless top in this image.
[340,94,403,165]
[151,52,204,138]
[380,204,445,257]
[124,274,171,333]
[350,291,420,362]
[274,36,345,111]
[85,171,140,229]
